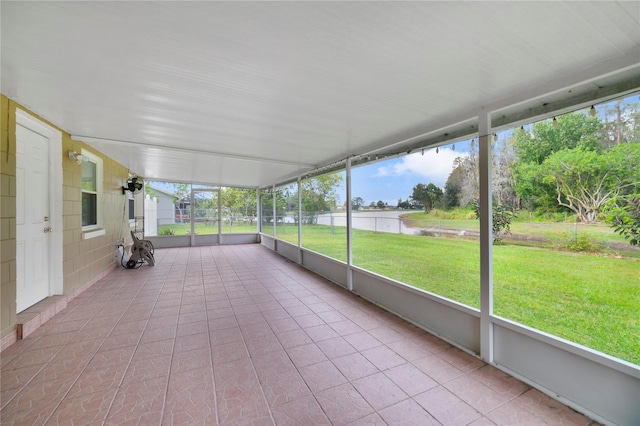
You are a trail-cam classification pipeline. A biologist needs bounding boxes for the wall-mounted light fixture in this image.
[122,176,143,195]
[552,117,558,127]
[589,105,597,117]
[68,151,90,164]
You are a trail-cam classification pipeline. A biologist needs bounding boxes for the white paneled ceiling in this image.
[2,1,639,187]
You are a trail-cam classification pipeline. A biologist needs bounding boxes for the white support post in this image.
[272,185,277,240]
[346,157,354,291]
[298,176,303,264]
[190,186,195,247]
[256,188,261,233]
[479,109,494,362]
[217,187,222,238]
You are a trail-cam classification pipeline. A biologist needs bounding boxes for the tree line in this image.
[409,100,640,244]
[146,100,639,244]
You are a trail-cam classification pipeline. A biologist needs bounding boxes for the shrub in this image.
[491,205,514,244]
[552,232,605,253]
[514,210,578,223]
[474,202,514,244]
[158,227,176,236]
[430,208,476,220]
[602,194,640,246]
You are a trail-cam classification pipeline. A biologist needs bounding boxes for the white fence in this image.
[144,195,158,236]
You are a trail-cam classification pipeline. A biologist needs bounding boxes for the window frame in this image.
[128,195,135,223]
[81,148,105,239]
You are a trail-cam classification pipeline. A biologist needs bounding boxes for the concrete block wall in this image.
[0,95,131,342]
[0,96,17,339]
[61,136,130,294]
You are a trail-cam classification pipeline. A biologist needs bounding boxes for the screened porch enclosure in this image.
[2,2,639,425]
[139,94,640,426]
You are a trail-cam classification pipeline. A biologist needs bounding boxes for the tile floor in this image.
[1,245,598,425]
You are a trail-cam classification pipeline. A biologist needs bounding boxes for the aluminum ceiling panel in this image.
[81,137,306,188]
[2,1,639,187]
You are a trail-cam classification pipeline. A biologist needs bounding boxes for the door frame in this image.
[190,187,221,246]
[15,109,63,302]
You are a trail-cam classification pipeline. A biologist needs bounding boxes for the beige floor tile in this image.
[0,245,595,426]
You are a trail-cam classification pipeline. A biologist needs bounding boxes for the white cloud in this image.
[374,148,466,187]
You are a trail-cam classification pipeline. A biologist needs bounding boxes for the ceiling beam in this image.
[71,135,317,169]
[491,76,640,130]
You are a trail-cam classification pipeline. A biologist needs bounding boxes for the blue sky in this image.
[341,97,639,206]
[356,96,640,206]
[150,141,473,207]
[350,140,472,206]
[148,95,637,207]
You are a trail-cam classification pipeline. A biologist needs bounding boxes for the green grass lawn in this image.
[276,225,640,365]
[492,245,639,363]
[157,222,258,235]
[404,212,628,244]
[159,220,639,364]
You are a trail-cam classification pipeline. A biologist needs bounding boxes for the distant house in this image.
[147,186,176,225]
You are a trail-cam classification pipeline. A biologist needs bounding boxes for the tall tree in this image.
[540,143,640,223]
[411,183,443,213]
[398,198,421,210]
[492,136,518,209]
[275,184,295,224]
[277,183,298,222]
[444,165,464,209]
[221,187,257,225]
[601,100,640,148]
[457,139,479,208]
[512,112,603,212]
[351,197,365,210]
[300,173,343,223]
[260,188,284,224]
[514,113,601,165]
[171,183,191,223]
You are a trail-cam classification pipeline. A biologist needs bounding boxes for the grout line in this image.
[100,248,171,424]
[156,247,194,424]
[40,264,156,424]
[202,245,221,426]
[2,244,586,425]
[225,245,277,425]
[0,271,137,413]
[236,243,335,425]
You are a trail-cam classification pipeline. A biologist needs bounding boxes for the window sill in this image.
[82,228,106,240]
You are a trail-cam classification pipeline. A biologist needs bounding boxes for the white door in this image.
[16,123,51,313]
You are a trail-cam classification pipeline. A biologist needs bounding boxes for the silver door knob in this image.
[44,227,53,233]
